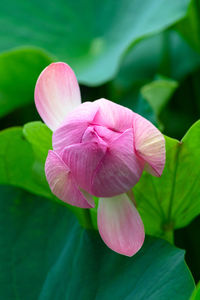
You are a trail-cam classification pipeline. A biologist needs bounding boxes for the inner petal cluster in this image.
[50,99,147,197]
[82,125,121,145]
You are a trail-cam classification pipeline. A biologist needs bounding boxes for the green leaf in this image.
[141,78,178,115]
[176,0,200,54]
[23,121,52,162]
[0,125,93,229]
[113,30,200,90]
[134,120,200,240]
[0,127,50,198]
[0,48,52,117]
[0,185,194,300]
[190,282,200,300]
[0,123,52,198]
[0,0,191,85]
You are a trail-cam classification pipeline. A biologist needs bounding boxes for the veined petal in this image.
[35,62,81,131]
[45,150,94,208]
[98,194,145,256]
[93,98,134,132]
[94,125,121,143]
[53,102,99,151]
[91,129,144,197]
[62,141,107,194]
[133,114,166,176]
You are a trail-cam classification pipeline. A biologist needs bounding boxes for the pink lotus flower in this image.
[35,62,165,256]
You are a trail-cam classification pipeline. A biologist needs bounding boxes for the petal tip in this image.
[134,115,166,177]
[35,62,81,131]
[97,195,145,257]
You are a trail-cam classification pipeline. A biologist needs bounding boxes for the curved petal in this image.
[98,194,145,256]
[91,129,144,197]
[45,150,94,208]
[35,62,81,131]
[53,102,99,151]
[93,98,134,132]
[62,141,107,194]
[93,125,121,143]
[133,114,166,176]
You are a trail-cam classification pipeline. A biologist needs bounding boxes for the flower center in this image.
[82,125,121,145]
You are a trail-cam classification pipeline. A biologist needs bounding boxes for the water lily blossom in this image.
[35,62,165,256]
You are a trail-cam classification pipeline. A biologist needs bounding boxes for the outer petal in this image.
[98,194,145,256]
[133,114,166,176]
[93,98,134,132]
[91,129,144,197]
[53,102,99,151]
[35,62,81,131]
[45,150,94,208]
[62,141,107,194]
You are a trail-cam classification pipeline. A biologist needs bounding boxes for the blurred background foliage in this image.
[0,0,200,297]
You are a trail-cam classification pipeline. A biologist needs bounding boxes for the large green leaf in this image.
[0,124,92,228]
[190,282,200,300]
[113,30,200,90]
[0,48,52,117]
[134,120,200,240]
[0,0,190,85]
[0,127,50,198]
[176,0,200,54]
[0,185,194,300]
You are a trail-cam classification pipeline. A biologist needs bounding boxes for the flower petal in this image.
[53,102,99,151]
[62,141,107,194]
[91,129,144,197]
[133,114,166,176]
[35,62,81,131]
[98,194,145,256]
[93,125,121,143]
[93,98,134,131]
[45,150,94,208]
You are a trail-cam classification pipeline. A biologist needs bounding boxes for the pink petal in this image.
[93,98,134,131]
[45,150,94,208]
[35,62,81,131]
[133,114,166,176]
[91,129,144,197]
[62,141,107,194]
[53,102,99,151]
[93,125,121,143]
[98,194,145,256]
